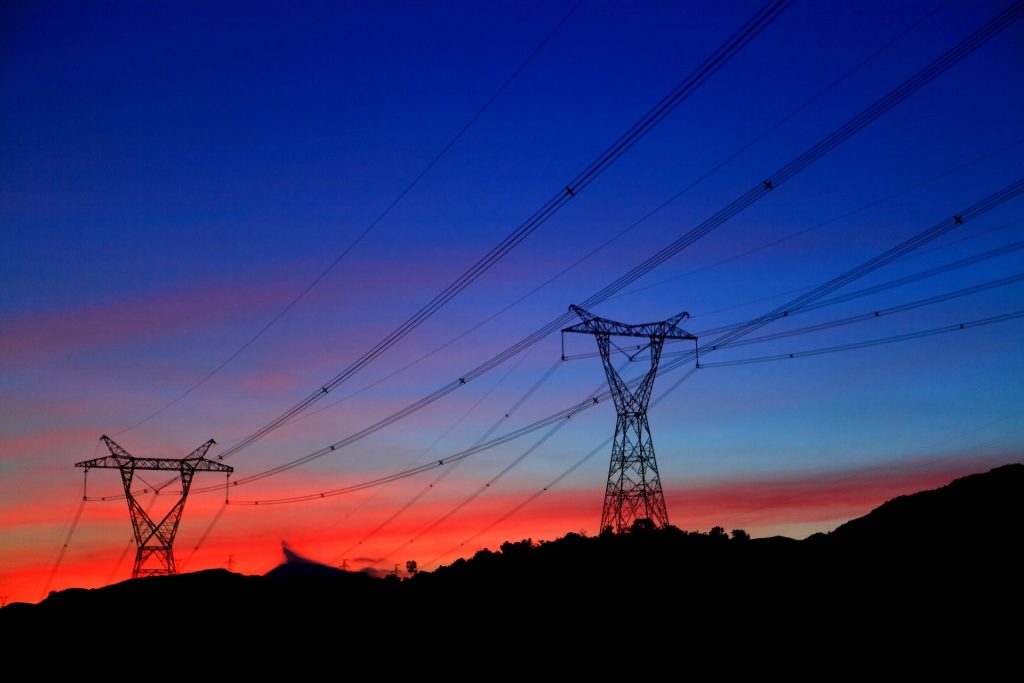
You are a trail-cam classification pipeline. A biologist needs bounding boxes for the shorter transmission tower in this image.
[76,435,232,579]
[562,305,697,533]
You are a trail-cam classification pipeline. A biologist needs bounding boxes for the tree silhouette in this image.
[630,518,656,534]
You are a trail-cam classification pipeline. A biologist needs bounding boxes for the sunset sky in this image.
[2,0,1023,604]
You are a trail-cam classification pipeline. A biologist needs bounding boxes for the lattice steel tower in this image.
[562,305,697,533]
[76,435,233,578]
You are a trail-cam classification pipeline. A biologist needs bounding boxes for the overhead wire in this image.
[115,0,587,435]
[200,5,1024,491]
[270,0,975,435]
[696,308,1024,368]
[423,367,700,569]
[331,356,562,559]
[326,340,544,535]
[565,262,1024,362]
[390,271,1024,560]
[133,0,1000,500]
[38,497,86,601]
[37,438,99,598]
[220,176,1024,504]
[610,137,1024,302]
[376,358,633,561]
[662,216,1024,325]
[92,218,1024,508]
[213,0,794,461]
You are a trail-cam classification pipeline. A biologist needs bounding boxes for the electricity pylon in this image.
[76,435,232,578]
[562,305,697,532]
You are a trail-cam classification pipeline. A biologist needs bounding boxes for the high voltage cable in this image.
[199,292,1023,508]
[213,0,793,460]
[209,178,1024,504]
[336,358,622,560]
[566,268,1024,362]
[385,418,572,562]
[696,309,1024,368]
[116,0,586,435]
[438,378,1024,570]
[705,272,1024,349]
[249,137,1024,432]
[105,1,1024,504]
[179,502,229,572]
[652,178,1024,381]
[423,367,699,569]
[39,497,86,600]
[332,358,563,559]
[638,214,1024,326]
[203,5,1024,488]
[93,220,1024,507]
[611,138,1024,302]
[332,0,955,393]
[381,272,1024,558]
[324,343,544,536]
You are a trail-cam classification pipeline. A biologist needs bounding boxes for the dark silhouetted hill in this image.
[4,463,1021,651]
[828,463,1023,548]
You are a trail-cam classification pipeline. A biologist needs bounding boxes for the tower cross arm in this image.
[75,435,232,472]
[75,456,233,472]
[562,304,697,340]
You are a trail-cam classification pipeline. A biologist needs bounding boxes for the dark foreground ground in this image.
[2,464,1021,657]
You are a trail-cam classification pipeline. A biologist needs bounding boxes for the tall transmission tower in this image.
[76,435,233,579]
[562,305,697,533]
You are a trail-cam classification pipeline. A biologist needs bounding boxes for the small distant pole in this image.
[392,563,400,577]
[340,559,349,571]
[226,555,235,572]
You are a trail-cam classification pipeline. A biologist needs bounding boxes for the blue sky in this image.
[2,0,1022,600]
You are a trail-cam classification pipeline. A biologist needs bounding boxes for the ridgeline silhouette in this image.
[4,463,1021,647]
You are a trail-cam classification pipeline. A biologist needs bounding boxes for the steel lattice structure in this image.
[563,305,697,532]
[76,435,232,578]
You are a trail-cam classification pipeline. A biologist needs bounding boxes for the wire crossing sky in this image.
[1,1,1022,603]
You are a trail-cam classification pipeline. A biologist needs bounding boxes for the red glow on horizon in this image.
[2,454,1016,606]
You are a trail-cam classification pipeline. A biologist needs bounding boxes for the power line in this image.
[567,261,1024,362]
[178,502,229,573]
[95,2,1024,508]
[249,137,1024,435]
[116,0,587,435]
[386,418,571,562]
[331,358,563,560]
[611,138,1024,302]
[422,275,1024,563]
[373,359,632,560]
[422,367,699,568]
[39,497,86,601]
[217,177,1024,504]
[226,7,994,443]
[213,0,793,461]
[696,309,1024,368]
[93,220,1024,509]
[384,272,1024,558]
[675,218,1024,326]
[321,340,545,539]
[441,396,1024,570]
[203,7,1024,489]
